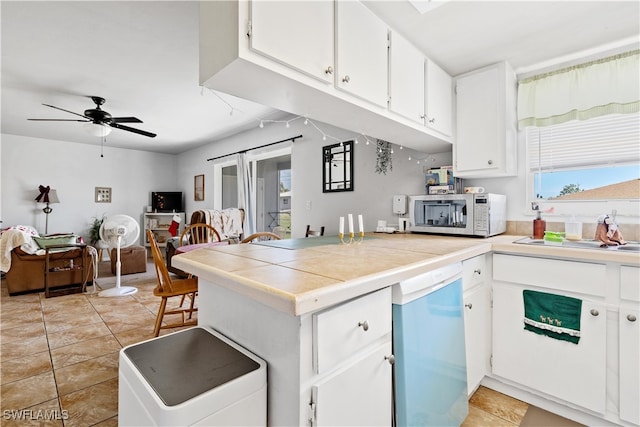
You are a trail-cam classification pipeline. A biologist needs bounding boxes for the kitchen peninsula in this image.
[172,234,639,426]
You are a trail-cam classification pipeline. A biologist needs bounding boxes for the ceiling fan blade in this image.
[28,118,90,122]
[42,103,90,120]
[110,123,156,138]
[111,116,143,123]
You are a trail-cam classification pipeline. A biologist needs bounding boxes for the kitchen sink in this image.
[515,237,640,252]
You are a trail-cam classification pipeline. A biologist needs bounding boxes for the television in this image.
[151,192,183,213]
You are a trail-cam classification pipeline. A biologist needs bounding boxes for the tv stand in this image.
[144,212,185,250]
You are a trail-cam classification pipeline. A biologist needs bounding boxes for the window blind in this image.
[526,113,640,172]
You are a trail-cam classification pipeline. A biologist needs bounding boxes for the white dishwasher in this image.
[392,262,468,426]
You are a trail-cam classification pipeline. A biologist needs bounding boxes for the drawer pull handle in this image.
[628,314,637,322]
[342,75,350,83]
[474,269,481,275]
[325,66,333,75]
[590,309,600,317]
[358,320,369,331]
[465,303,473,309]
[385,355,395,365]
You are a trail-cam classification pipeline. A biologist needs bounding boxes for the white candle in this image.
[358,214,364,233]
[339,217,344,235]
[348,214,354,234]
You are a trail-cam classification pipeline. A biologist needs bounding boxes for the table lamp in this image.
[35,185,60,234]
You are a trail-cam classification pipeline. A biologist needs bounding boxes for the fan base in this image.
[99,286,138,297]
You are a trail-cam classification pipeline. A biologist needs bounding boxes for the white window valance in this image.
[517,50,640,129]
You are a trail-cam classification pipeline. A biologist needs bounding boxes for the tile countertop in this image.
[172,233,640,317]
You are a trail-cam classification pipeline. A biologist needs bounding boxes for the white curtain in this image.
[517,50,640,129]
[237,152,255,236]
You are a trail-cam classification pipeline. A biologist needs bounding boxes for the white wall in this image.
[177,117,452,238]
[1,134,178,242]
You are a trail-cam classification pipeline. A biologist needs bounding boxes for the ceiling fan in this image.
[28,96,156,138]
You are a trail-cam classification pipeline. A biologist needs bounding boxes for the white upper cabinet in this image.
[200,1,452,153]
[389,31,425,124]
[389,32,453,137]
[249,1,334,83]
[335,0,388,108]
[454,61,517,177]
[425,58,453,137]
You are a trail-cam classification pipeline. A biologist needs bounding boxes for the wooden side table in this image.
[44,243,89,298]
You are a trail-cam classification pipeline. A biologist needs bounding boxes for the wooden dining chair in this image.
[241,232,282,243]
[147,230,198,337]
[180,223,222,245]
[305,225,325,237]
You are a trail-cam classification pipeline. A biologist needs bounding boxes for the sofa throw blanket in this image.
[202,208,244,239]
[522,290,582,344]
[0,226,39,272]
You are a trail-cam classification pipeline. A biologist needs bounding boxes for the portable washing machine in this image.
[118,326,267,426]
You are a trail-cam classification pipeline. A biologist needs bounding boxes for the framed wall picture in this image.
[95,187,112,203]
[323,141,354,192]
[194,174,205,201]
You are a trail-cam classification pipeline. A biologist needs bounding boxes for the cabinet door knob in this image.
[325,66,333,75]
[487,159,493,165]
[420,114,427,120]
[627,314,637,322]
[428,117,435,124]
[465,303,473,309]
[473,268,482,275]
[342,75,350,83]
[385,355,395,365]
[358,320,369,331]
[590,309,600,317]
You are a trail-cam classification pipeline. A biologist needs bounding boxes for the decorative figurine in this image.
[595,213,627,246]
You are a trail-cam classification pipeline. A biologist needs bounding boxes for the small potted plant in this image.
[89,216,105,245]
[89,215,108,261]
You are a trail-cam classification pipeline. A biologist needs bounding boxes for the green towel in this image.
[522,290,582,344]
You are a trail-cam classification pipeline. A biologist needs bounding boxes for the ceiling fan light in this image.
[83,122,112,137]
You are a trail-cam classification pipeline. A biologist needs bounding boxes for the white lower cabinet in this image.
[462,254,490,396]
[463,284,490,396]
[619,265,640,426]
[310,287,393,426]
[311,341,393,426]
[620,307,639,425]
[492,282,607,413]
[492,254,608,413]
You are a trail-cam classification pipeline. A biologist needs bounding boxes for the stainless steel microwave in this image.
[409,194,507,237]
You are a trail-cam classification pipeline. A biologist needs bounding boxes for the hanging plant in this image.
[375,139,393,174]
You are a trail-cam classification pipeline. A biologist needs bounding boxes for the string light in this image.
[202,87,240,117]
[202,85,428,169]
[203,90,428,169]
[254,115,430,169]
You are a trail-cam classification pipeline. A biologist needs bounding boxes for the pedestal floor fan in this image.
[99,214,140,297]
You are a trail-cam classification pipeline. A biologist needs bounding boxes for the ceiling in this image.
[2,1,638,155]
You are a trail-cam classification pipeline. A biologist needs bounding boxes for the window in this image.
[518,49,639,219]
[525,112,640,221]
[526,113,639,201]
[212,146,292,233]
